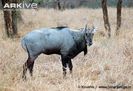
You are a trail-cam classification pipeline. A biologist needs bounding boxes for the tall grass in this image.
[0,8,133,91]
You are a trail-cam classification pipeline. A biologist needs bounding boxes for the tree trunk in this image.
[12,10,18,35]
[116,0,122,35]
[101,0,111,38]
[3,10,13,37]
[2,0,18,38]
[56,0,61,10]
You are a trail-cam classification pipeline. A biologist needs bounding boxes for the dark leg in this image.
[22,56,36,80]
[22,61,28,80]
[61,56,68,78]
[27,59,35,76]
[68,59,73,74]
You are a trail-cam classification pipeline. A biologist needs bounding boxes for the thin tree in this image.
[2,0,18,38]
[12,9,18,36]
[56,0,61,10]
[2,0,12,37]
[116,0,122,35]
[101,0,111,38]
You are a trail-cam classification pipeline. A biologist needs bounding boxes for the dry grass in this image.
[0,8,133,91]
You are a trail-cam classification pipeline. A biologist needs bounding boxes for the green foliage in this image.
[80,0,100,8]
[80,0,132,8]
[18,0,133,8]
[33,0,44,3]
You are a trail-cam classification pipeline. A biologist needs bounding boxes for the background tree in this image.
[2,0,19,38]
[116,0,122,35]
[101,0,111,38]
[56,0,61,10]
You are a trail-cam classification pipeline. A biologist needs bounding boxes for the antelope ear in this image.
[82,24,88,33]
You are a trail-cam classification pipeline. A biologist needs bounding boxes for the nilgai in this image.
[21,25,96,79]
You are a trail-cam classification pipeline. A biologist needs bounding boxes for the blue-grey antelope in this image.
[21,25,96,79]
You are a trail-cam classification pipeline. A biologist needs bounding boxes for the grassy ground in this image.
[0,8,133,91]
